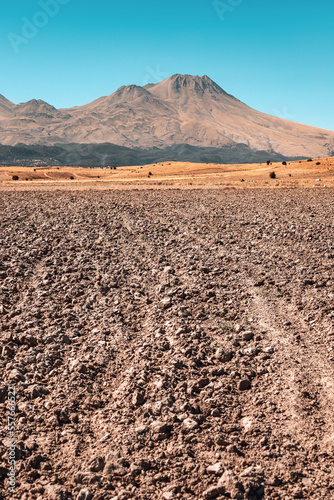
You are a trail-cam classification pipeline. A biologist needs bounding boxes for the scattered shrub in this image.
[316,162,321,165]
[269,171,276,179]
[148,171,153,176]
[267,160,271,166]
[12,175,19,181]
[70,176,74,180]
[307,159,313,162]
[282,161,287,166]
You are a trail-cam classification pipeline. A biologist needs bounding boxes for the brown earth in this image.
[0,156,334,191]
[0,187,334,499]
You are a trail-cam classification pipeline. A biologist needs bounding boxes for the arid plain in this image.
[0,158,334,499]
[0,157,334,190]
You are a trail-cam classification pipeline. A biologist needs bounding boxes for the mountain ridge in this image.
[0,74,334,161]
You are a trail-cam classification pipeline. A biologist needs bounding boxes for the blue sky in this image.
[1,0,333,130]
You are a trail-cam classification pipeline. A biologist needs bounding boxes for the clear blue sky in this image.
[1,0,333,130]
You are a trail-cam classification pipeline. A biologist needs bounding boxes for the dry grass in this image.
[0,157,334,191]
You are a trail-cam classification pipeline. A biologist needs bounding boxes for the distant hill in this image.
[0,143,297,167]
[0,74,333,165]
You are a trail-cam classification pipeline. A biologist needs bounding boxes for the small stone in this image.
[161,298,172,309]
[70,412,79,423]
[162,493,174,500]
[241,347,256,357]
[150,421,171,434]
[203,486,224,499]
[239,465,264,478]
[132,390,145,406]
[198,377,210,388]
[242,331,253,341]
[88,456,105,472]
[45,484,68,500]
[20,334,38,347]
[104,462,116,475]
[260,437,267,447]
[183,418,199,430]
[2,345,14,357]
[130,463,142,476]
[267,475,281,487]
[29,385,49,399]
[239,378,251,391]
[212,408,220,417]
[216,436,229,446]
[215,348,223,359]
[8,369,25,382]
[135,425,148,434]
[76,489,93,500]
[207,462,223,474]
[221,471,241,492]
[77,363,88,374]
[69,359,87,373]
[222,351,233,362]
[156,432,170,441]
[28,454,44,468]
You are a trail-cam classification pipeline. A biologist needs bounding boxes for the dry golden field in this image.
[1,157,334,190]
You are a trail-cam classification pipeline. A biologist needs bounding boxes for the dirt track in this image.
[1,188,334,499]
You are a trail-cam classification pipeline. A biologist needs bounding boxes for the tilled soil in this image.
[0,188,334,500]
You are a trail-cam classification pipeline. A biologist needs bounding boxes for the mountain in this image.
[0,74,334,163]
[0,95,15,119]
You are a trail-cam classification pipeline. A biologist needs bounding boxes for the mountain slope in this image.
[0,74,333,159]
[0,95,15,119]
[0,142,290,167]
